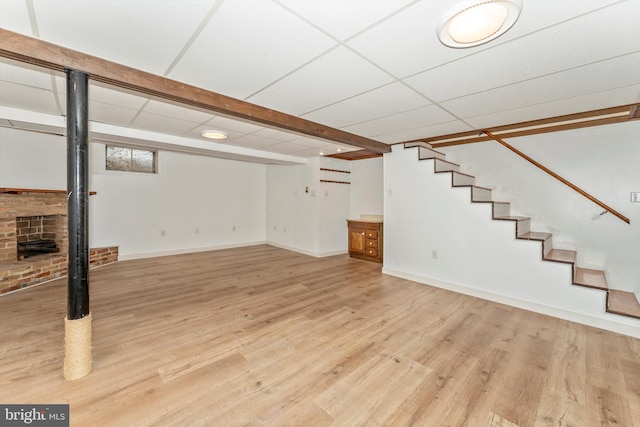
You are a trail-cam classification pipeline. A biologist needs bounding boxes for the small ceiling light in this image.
[437,0,523,48]
[319,151,324,156]
[336,148,343,152]
[201,130,228,140]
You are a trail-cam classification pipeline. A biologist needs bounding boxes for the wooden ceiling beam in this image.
[0,29,391,154]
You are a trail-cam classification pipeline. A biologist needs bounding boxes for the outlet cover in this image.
[631,192,640,202]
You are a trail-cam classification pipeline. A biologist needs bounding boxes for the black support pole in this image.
[66,69,90,320]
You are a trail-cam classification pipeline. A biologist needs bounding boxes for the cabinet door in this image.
[348,228,366,254]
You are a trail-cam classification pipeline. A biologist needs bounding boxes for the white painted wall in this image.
[440,120,640,294]
[349,156,384,219]
[89,143,267,259]
[383,139,640,337]
[0,127,66,189]
[266,157,321,255]
[1,126,384,261]
[1,128,268,259]
[266,156,355,257]
[265,155,383,257]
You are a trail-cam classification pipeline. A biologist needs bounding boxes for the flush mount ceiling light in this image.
[201,129,228,140]
[437,0,523,48]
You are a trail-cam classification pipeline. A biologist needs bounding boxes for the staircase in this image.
[404,141,640,321]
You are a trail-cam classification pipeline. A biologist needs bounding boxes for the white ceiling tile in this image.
[0,0,638,162]
[252,128,299,142]
[406,1,640,102]
[0,0,32,34]
[347,1,461,78]
[375,120,474,143]
[348,0,623,79]
[303,82,430,128]
[89,101,139,127]
[182,127,245,142]
[0,59,57,90]
[248,46,394,115]
[130,112,201,136]
[261,142,308,154]
[442,51,640,119]
[280,0,414,40]
[285,136,328,149]
[169,0,336,100]
[31,0,215,74]
[295,148,327,158]
[203,116,265,134]
[0,81,60,115]
[464,84,640,130]
[343,104,458,138]
[227,135,282,150]
[143,100,214,125]
[86,83,149,111]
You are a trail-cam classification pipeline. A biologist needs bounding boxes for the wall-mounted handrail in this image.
[482,130,630,225]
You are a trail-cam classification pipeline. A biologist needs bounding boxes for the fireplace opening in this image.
[16,215,62,259]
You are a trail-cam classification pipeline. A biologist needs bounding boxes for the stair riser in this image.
[405,141,433,150]
[471,187,492,202]
[492,203,510,218]
[516,219,530,237]
[435,159,460,172]
[418,147,446,161]
[543,237,552,256]
[452,172,475,186]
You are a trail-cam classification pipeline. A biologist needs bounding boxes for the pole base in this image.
[63,314,92,381]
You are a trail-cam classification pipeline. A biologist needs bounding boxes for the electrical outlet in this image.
[160,230,166,237]
[232,226,236,231]
[283,227,286,233]
[432,250,438,259]
[631,192,640,203]
[195,228,199,234]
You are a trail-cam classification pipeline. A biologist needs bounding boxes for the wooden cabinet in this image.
[347,220,383,263]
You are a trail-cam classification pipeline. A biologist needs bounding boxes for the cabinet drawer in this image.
[366,248,378,257]
[366,238,378,248]
[366,231,378,239]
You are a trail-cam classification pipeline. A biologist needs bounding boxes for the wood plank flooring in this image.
[1,245,639,426]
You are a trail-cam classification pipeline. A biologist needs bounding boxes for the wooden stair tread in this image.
[433,158,459,166]
[494,215,530,221]
[544,249,576,264]
[518,231,552,241]
[452,171,475,178]
[574,267,608,290]
[607,290,640,319]
[404,141,433,150]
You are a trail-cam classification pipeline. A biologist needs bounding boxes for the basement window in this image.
[105,145,157,173]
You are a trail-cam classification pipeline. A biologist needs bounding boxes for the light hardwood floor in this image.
[1,245,639,426]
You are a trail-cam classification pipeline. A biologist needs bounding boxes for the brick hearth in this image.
[0,189,118,294]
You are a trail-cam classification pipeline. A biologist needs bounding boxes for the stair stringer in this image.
[382,144,640,337]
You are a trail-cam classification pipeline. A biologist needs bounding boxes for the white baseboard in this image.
[266,241,347,258]
[118,241,267,261]
[382,267,640,339]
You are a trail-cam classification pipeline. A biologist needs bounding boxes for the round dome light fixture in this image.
[437,0,523,48]
[201,129,228,140]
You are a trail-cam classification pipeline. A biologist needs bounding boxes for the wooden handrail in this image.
[482,131,630,224]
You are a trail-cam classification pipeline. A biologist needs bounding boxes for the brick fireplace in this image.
[0,188,118,294]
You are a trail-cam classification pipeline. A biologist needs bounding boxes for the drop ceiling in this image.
[1,0,639,164]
